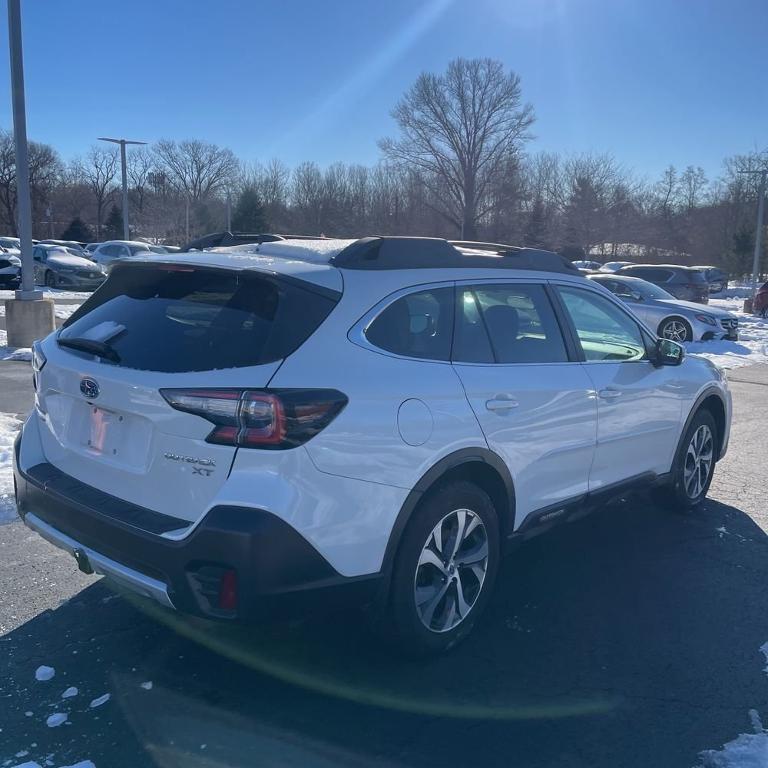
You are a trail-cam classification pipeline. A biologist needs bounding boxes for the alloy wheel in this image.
[414,508,488,633]
[662,319,689,342]
[683,424,714,499]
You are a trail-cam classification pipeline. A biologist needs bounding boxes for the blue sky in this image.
[0,0,765,181]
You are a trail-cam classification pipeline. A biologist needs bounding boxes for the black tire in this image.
[384,481,500,656]
[652,408,717,512]
[44,270,56,288]
[761,306,768,320]
[658,317,693,343]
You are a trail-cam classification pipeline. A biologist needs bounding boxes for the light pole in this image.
[97,137,146,240]
[738,168,767,303]
[4,0,54,348]
[7,0,38,300]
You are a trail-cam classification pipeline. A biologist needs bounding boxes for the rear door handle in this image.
[486,398,519,412]
[598,388,622,400]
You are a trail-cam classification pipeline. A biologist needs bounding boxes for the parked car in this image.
[694,266,729,294]
[161,245,181,253]
[754,281,768,318]
[0,236,21,255]
[83,243,101,257]
[589,274,738,342]
[571,260,603,271]
[38,239,87,253]
[32,244,107,290]
[599,261,634,273]
[0,251,21,287]
[617,264,710,304]
[14,237,731,654]
[90,240,153,267]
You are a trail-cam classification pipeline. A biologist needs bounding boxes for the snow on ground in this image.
[685,297,768,370]
[697,709,768,767]
[0,289,90,301]
[0,412,22,524]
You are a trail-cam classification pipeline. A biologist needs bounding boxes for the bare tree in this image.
[153,139,239,201]
[380,57,534,238]
[76,146,119,237]
[127,145,155,215]
[679,165,708,211]
[0,130,61,235]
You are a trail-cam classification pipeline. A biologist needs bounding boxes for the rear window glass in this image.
[685,270,708,284]
[59,265,339,372]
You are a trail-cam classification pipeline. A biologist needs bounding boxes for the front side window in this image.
[365,287,453,361]
[454,283,568,364]
[557,286,647,362]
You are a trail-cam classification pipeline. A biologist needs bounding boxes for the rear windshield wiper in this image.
[58,336,121,363]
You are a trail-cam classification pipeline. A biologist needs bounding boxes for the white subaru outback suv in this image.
[14,237,731,654]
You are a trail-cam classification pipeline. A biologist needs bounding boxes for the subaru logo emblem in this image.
[80,378,100,399]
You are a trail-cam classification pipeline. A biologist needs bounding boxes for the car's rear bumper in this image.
[13,435,381,621]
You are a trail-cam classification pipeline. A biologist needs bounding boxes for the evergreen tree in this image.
[60,217,94,243]
[231,186,268,232]
[104,204,124,239]
[524,197,548,248]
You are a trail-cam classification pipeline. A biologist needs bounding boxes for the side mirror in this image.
[654,338,684,366]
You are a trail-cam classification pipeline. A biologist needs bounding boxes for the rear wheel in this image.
[658,317,692,343]
[44,271,56,288]
[385,481,500,655]
[653,409,717,511]
[761,306,768,319]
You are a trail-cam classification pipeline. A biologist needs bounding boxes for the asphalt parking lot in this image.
[2,363,768,768]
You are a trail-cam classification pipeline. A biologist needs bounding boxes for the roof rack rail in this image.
[331,236,580,275]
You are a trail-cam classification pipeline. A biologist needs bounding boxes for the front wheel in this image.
[385,481,500,656]
[654,409,717,511]
[659,317,692,343]
[44,271,57,288]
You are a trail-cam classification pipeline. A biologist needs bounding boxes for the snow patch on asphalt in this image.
[45,713,67,728]
[58,762,96,768]
[34,666,55,682]
[697,709,768,766]
[0,412,22,524]
[88,693,110,709]
[61,687,78,699]
[140,681,153,690]
[0,329,32,362]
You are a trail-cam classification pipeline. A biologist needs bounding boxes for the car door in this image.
[451,281,597,527]
[553,283,685,491]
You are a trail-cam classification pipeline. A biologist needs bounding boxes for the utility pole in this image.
[98,137,146,240]
[4,0,54,347]
[738,168,767,303]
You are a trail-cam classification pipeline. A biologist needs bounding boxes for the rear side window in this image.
[59,265,339,372]
[365,287,453,361]
[685,270,708,284]
[454,284,568,364]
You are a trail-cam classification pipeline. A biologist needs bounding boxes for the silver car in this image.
[589,274,738,342]
[32,244,107,290]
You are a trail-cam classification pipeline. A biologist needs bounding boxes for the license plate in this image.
[84,406,121,456]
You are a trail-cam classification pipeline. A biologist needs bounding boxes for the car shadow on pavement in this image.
[4,495,768,768]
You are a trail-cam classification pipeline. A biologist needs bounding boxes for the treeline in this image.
[0,56,765,276]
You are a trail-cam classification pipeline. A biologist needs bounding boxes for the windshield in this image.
[630,279,675,300]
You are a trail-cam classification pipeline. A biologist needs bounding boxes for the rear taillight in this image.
[160,388,347,449]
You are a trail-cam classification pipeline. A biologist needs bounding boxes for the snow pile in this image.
[697,710,768,767]
[0,413,22,524]
[686,298,768,370]
[0,328,32,362]
[0,289,89,300]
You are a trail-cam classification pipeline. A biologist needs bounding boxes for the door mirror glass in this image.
[655,338,684,366]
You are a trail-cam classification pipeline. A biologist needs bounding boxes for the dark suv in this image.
[617,265,709,304]
[694,266,728,294]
